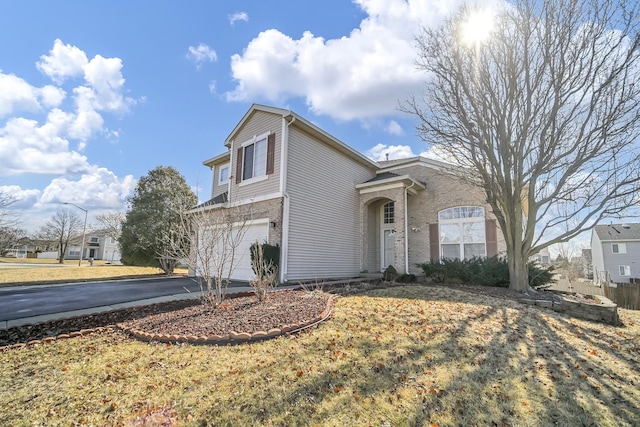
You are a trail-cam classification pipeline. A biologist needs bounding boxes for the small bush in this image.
[382,265,398,282]
[419,261,447,283]
[396,273,417,283]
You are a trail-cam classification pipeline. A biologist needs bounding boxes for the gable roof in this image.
[593,223,640,241]
[224,104,379,169]
[378,156,456,173]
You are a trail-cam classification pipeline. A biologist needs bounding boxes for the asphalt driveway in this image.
[0,276,205,322]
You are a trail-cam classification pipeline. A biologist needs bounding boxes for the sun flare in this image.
[461,9,495,46]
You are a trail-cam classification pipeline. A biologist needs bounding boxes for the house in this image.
[531,247,551,266]
[41,231,121,262]
[592,223,640,284]
[194,104,506,283]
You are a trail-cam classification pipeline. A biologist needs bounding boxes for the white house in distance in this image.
[591,223,640,284]
[194,104,507,283]
[40,231,121,263]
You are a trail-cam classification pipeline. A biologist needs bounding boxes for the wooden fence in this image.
[603,282,640,310]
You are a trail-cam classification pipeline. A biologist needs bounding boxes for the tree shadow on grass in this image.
[223,285,639,426]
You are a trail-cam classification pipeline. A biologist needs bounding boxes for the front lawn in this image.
[1,285,638,426]
[0,257,187,287]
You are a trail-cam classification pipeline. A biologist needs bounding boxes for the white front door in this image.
[382,229,395,270]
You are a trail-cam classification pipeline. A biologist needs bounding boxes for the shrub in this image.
[418,261,447,283]
[396,273,417,283]
[418,257,554,288]
[382,265,398,282]
[249,242,280,301]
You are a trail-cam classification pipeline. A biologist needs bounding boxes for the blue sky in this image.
[2,0,483,232]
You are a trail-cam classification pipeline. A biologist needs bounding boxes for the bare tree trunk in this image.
[508,250,530,292]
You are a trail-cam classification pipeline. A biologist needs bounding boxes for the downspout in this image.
[404,181,415,274]
[280,115,296,283]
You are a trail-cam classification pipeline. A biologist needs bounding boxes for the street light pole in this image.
[63,202,88,267]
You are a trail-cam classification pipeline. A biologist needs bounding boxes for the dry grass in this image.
[1,285,638,426]
[0,257,187,287]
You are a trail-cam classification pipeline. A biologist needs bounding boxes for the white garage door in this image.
[229,219,270,281]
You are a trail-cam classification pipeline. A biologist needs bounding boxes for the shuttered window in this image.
[236,133,275,183]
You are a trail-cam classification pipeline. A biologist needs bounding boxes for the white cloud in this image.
[0,71,66,117]
[38,168,136,208]
[226,0,473,120]
[229,12,249,25]
[0,40,136,175]
[0,185,40,208]
[82,55,133,113]
[385,120,404,136]
[366,143,415,161]
[0,115,91,175]
[36,39,88,84]
[187,43,218,66]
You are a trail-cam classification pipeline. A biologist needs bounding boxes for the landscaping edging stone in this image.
[521,292,620,325]
[117,292,336,345]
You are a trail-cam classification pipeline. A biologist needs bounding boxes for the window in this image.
[90,237,99,243]
[383,202,395,224]
[612,243,627,254]
[619,265,631,276]
[438,207,486,260]
[69,250,80,256]
[219,164,230,185]
[243,138,267,181]
[236,133,275,184]
[109,237,117,244]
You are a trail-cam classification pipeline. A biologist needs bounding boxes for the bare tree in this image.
[163,204,253,306]
[405,0,640,291]
[0,189,25,256]
[94,211,125,241]
[37,209,84,263]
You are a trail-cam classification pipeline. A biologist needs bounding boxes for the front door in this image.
[382,229,395,270]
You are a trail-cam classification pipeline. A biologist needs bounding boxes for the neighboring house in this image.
[195,104,506,283]
[591,223,640,284]
[65,231,121,262]
[531,247,551,266]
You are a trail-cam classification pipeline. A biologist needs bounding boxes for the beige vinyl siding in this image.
[286,127,376,280]
[230,110,281,202]
[212,163,229,199]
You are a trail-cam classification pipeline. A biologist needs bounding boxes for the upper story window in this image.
[612,243,627,254]
[219,163,230,185]
[89,237,99,243]
[236,132,275,184]
[383,202,395,224]
[438,206,486,260]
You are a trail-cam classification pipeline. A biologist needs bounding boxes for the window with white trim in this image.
[69,250,80,256]
[383,202,395,224]
[619,265,631,276]
[219,163,230,185]
[90,236,99,243]
[438,207,486,260]
[242,138,267,181]
[612,243,627,254]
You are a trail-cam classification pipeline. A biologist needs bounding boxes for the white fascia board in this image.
[203,151,230,167]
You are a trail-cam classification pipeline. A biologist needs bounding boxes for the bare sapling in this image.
[249,242,279,302]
